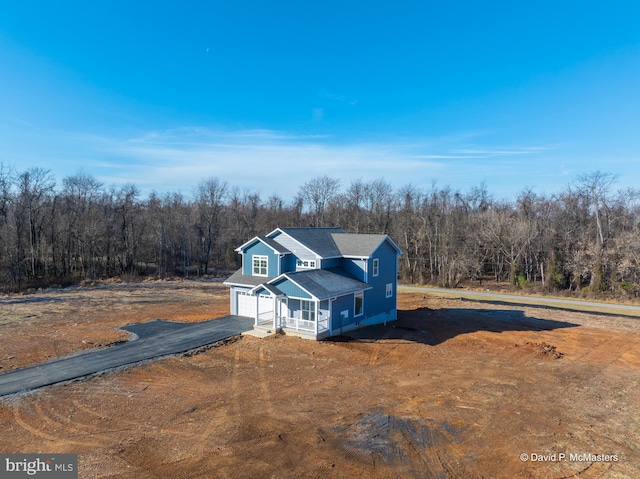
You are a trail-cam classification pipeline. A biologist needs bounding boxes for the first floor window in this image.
[253,255,268,276]
[354,292,364,317]
[386,283,393,298]
[301,300,316,321]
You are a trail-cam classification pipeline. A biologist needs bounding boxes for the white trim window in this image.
[354,292,364,317]
[296,259,316,269]
[386,283,393,298]
[301,300,316,321]
[372,258,379,277]
[252,255,268,276]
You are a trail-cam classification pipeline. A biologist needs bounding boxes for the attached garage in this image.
[235,291,274,325]
[236,291,256,317]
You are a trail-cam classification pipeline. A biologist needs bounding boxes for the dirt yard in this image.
[1,280,639,478]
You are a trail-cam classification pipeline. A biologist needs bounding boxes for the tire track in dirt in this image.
[34,403,106,447]
[12,408,58,442]
[578,334,634,366]
[121,363,209,439]
[257,345,276,418]
[193,348,244,453]
[11,407,99,447]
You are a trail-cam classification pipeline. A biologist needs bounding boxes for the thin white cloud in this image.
[5,125,567,201]
[312,108,324,122]
[453,147,551,156]
[92,127,554,199]
[319,90,358,106]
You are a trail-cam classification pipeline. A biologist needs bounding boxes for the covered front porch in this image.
[254,293,330,337]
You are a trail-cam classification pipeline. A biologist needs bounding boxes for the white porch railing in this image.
[280,316,315,332]
[279,316,329,334]
[256,317,272,327]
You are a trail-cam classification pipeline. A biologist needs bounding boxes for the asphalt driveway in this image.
[0,315,253,398]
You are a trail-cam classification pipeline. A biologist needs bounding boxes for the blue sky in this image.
[1,1,640,200]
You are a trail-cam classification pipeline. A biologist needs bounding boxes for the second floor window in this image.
[253,255,268,276]
[372,258,379,277]
[296,259,316,269]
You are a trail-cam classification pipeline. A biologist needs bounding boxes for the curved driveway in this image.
[0,315,253,398]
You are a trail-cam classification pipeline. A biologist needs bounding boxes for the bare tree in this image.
[575,171,618,291]
[58,172,104,279]
[194,177,228,275]
[12,168,55,287]
[298,175,341,227]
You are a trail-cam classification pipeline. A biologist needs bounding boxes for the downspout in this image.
[364,257,368,283]
[278,254,284,276]
[395,252,400,321]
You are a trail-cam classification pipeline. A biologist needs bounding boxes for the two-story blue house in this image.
[224,227,403,339]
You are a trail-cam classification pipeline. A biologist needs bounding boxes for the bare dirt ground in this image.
[1,280,639,478]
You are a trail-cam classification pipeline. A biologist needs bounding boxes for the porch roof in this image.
[223,269,274,287]
[279,268,371,300]
[250,283,285,296]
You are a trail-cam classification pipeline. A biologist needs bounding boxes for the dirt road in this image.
[401,284,640,316]
[0,281,638,478]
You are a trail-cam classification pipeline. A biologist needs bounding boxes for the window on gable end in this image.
[253,255,268,276]
[372,258,379,277]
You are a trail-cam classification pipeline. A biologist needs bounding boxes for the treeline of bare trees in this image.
[1,165,639,297]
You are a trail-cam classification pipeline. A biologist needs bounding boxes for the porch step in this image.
[242,325,274,338]
[241,325,319,340]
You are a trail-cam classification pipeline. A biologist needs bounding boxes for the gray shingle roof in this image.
[278,227,346,258]
[283,268,370,299]
[257,236,290,254]
[330,233,389,257]
[252,283,285,296]
[224,269,273,287]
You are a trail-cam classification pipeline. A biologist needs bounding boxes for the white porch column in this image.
[273,295,277,330]
[314,300,319,335]
[254,295,259,327]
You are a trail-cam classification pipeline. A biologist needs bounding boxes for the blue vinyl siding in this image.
[362,241,398,317]
[252,286,272,296]
[342,258,366,282]
[272,277,312,299]
[330,294,357,329]
[320,258,341,269]
[242,241,280,277]
[282,254,297,273]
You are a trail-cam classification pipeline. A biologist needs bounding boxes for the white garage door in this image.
[237,292,256,317]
